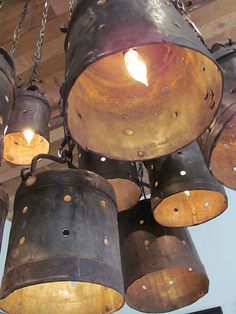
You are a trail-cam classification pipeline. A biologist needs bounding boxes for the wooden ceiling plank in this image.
[0,1,56,46]
[3,12,67,58]
[206,26,236,47]
[15,35,65,75]
[49,0,70,16]
[190,0,236,26]
[199,11,236,42]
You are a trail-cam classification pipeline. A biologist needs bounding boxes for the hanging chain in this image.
[29,0,49,87]
[69,0,76,19]
[171,0,205,44]
[138,163,147,200]
[10,0,31,55]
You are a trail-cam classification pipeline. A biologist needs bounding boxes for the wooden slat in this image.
[190,0,236,25]
[0,1,56,46]
[49,0,70,16]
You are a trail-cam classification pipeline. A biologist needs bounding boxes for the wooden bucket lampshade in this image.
[77,146,141,211]
[64,0,222,161]
[0,47,16,164]
[0,170,124,314]
[0,186,8,253]
[145,142,227,227]
[4,89,51,165]
[118,200,209,313]
[199,43,236,190]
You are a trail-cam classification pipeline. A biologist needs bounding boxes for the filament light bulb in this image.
[23,129,35,145]
[124,49,149,86]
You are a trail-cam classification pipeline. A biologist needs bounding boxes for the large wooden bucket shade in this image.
[145,142,227,227]
[64,0,223,161]
[0,47,16,164]
[199,43,236,190]
[4,89,51,165]
[77,146,141,211]
[0,170,124,314]
[118,200,209,313]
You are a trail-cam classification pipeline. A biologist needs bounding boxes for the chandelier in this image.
[0,0,235,313]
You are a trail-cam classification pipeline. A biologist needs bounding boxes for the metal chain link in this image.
[29,0,49,87]
[10,0,31,55]
[138,163,147,200]
[69,0,76,19]
[171,0,205,44]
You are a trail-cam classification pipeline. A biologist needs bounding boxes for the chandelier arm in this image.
[10,0,31,55]
[29,0,49,88]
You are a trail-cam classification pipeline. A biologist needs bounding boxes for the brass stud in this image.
[19,237,26,245]
[97,0,107,5]
[124,129,134,136]
[100,200,107,208]
[98,24,107,31]
[144,240,149,246]
[104,237,110,246]
[137,151,145,158]
[64,195,72,202]
[204,201,209,208]
[139,220,145,225]
[22,206,28,214]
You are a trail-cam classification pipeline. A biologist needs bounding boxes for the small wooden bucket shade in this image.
[0,186,8,252]
[77,146,141,211]
[0,47,16,164]
[145,142,227,227]
[64,0,222,161]
[118,200,209,313]
[199,43,236,190]
[4,89,51,165]
[0,170,124,314]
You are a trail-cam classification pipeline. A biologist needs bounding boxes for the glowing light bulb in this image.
[124,49,149,86]
[23,129,35,145]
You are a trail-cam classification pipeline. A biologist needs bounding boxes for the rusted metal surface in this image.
[0,169,124,314]
[0,47,16,164]
[200,43,236,190]
[118,200,209,313]
[64,0,222,161]
[77,146,141,211]
[0,186,8,253]
[145,142,227,227]
[4,88,51,165]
